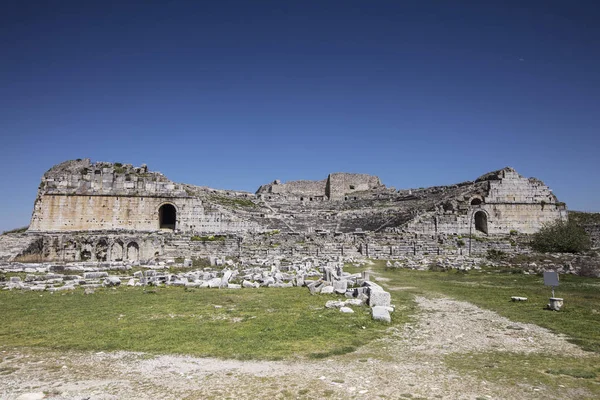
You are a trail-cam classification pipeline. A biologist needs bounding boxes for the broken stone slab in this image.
[172,278,189,287]
[55,284,76,291]
[361,281,383,290]
[84,272,109,279]
[333,279,348,294]
[340,306,354,313]
[307,280,323,294]
[325,300,346,309]
[221,270,233,287]
[372,306,391,323]
[242,280,260,289]
[368,289,391,308]
[227,283,242,289]
[260,277,275,287]
[345,298,364,306]
[207,277,222,288]
[511,296,528,301]
[320,285,335,294]
[103,277,121,287]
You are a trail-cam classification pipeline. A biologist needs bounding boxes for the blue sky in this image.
[1,1,599,232]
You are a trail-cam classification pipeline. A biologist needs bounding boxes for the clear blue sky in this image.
[1,0,599,232]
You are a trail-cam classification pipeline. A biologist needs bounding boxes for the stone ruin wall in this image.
[28,159,262,234]
[30,195,199,232]
[256,173,382,202]
[406,168,566,235]
[5,228,529,264]
[10,160,572,264]
[326,173,382,201]
[264,179,327,199]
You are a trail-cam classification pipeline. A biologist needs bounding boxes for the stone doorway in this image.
[474,211,488,234]
[159,204,176,230]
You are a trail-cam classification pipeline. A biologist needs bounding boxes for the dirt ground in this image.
[1,294,595,400]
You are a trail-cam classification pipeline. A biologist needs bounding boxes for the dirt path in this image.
[0,296,593,400]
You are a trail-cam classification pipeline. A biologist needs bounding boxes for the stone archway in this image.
[158,203,177,230]
[95,239,108,262]
[474,211,488,234]
[127,242,139,262]
[111,241,124,262]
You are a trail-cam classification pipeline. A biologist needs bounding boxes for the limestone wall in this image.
[326,173,382,201]
[486,169,556,204]
[257,179,327,198]
[405,168,566,235]
[28,195,201,232]
[29,194,260,234]
[407,203,565,235]
[40,159,189,197]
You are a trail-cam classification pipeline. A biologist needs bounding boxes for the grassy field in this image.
[0,286,409,360]
[2,261,600,367]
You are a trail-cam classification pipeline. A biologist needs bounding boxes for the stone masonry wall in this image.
[257,179,327,198]
[29,195,203,232]
[326,173,382,201]
[405,168,566,235]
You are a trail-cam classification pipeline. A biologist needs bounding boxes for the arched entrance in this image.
[127,242,139,262]
[474,211,488,234]
[159,204,177,230]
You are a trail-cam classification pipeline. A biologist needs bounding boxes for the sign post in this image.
[543,271,563,311]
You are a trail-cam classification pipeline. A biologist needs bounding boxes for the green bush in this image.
[190,235,226,242]
[486,249,508,261]
[530,219,591,253]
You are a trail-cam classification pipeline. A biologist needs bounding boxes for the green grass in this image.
[368,261,600,353]
[0,286,405,360]
[190,235,226,242]
[445,352,600,395]
[1,226,28,235]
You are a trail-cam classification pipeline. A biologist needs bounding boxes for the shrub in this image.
[190,235,226,242]
[530,219,591,253]
[486,249,507,261]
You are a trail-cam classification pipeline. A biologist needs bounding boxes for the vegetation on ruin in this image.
[190,235,226,242]
[0,286,405,360]
[208,195,257,208]
[530,219,591,253]
[1,226,28,235]
[569,210,600,225]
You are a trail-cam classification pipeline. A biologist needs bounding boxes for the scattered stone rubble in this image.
[0,255,394,322]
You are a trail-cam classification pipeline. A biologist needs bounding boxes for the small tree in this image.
[531,219,591,253]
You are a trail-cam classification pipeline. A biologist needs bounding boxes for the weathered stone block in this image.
[372,306,391,323]
[368,289,391,307]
